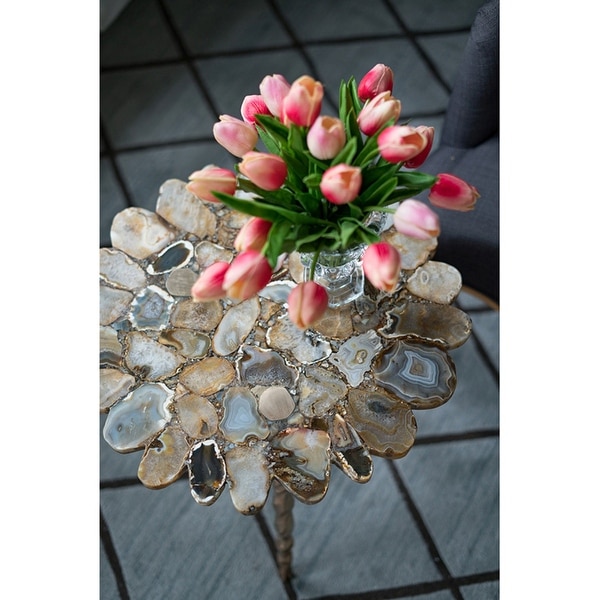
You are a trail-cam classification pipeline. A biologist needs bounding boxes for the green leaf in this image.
[356,176,398,207]
[396,171,438,189]
[338,218,361,247]
[256,126,280,155]
[264,219,292,267]
[254,114,289,144]
[331,137,358,166]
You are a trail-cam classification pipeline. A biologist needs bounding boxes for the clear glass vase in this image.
[299,245,366,308]
[298,211,388,308]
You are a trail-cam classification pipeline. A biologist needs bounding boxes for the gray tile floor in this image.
[100,1,498,598]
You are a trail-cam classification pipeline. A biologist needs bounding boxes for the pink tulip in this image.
[213,115,258,158]
[238,151,287,191]
[404,126,435,169]
[234,217,273,252]
[362,242,401,293]
[307,116,347,160]
[357,91,401,136]
[191,261,230,302]
[241,94,271,124]
[357,63,394,101]
[186,165,237,203]
[428,173,480,211]
[377,125,427,164]
[259,74,291,119]
[281,75,324,128]
[320,164,362,205]
[287,281,329,330]
[223,250,273,300]
[393,199,440,240]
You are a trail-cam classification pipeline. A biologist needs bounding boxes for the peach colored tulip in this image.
[393,199,440,240]
[259,74,291,119]
[241,94,271,124]
[281,75,324,128]
[307,116,347,160]
[362,242,401,293]
[377,125,427,164]
[213,115,258,158]
[357,91,401,136]
[429,173,480,211]
[238,151,288,191]
[320,164,362,205]
[234,217,273,252]
[357,63,394,101]
[186,165,237,203]
[191,261,230,301]
[223,250,273,300]
[287,281,329,330]
[404,126,435,169]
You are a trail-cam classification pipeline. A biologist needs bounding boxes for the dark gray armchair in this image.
[418,0,499,304]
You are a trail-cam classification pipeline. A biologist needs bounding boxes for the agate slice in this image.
[329,414,373,483]
[225,445,271,514]
[103,382,174,452]
[219,387,269,443]
[372,340,456,409]
[147,240,194,275]
[269,428,331,504]
[187,440,227,505]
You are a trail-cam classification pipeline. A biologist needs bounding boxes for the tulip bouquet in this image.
[186,64,479,329]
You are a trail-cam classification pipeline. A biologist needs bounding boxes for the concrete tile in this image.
[305,38,451,117]
[396,439,499,576]
[261,458,443,597]
[471,310,500,371]
[194,50,310,117]
[388,0,485,31]
[276,0,400,41]
[100,157,128,248]
[100,65,216,149]
[100,542,121,599]
[100,0,180,67]
[100,481,288,599]
[165,0,290,54]
[461,580,500,599]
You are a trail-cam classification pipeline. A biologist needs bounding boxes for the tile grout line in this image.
[385,460,465,600]
[100,118,135,210]
[100,508,131,600]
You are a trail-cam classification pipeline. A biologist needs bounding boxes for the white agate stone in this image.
[165,268,197,297]
[195,241,233,268]
[258,387,295,421]
[100,284,133,326]
[267,316,331,365]
[99,368,135,411]
[110,207,176,260]
[178,357,235,395]
[225,445,271,514]
[382,229,437,271]
[124,331,185,380]
[219,387,269,443]
[175,392,218,439]
[156,179,217,239]
[329,330,383,387]
[406,261,462,304]
[212,297,260,356]
[99,248,146,291]
[298,366,346,417]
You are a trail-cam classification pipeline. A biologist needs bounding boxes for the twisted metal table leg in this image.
[272,480,294,581]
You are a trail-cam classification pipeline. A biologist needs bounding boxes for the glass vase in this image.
[298,211,388,308]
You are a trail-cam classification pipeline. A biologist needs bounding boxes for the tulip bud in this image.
[186,165,237,203]
[362,242,401,293]
[241,94,271,124]
[357,91,401,136]
[287,281,329,330]
[223,250,273,300]
[191,261,230,301]
[377,125,427,164]
[320,163,362,205]
[281,75,324,128]
[259,74,291,120]
[238,151,287,191]
[234,217,273,252]
[307,116,347,160]
[213,115,258,158]
[428,173,480,211]
[358,63,394,101]
[404,126,435,169]
[393,199,440,240]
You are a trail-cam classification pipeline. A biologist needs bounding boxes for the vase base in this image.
[301,263,365,308]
